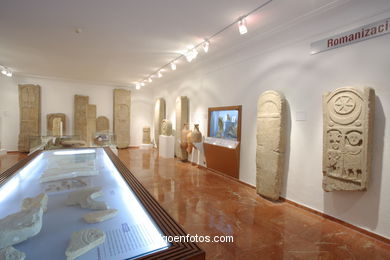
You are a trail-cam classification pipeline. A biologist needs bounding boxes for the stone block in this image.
[113,89,131,149]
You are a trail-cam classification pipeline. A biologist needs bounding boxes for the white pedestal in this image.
[140,144,153,150]
[159,135,175,158]
[0,149,6,156]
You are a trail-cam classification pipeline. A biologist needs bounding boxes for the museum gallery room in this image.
[0,0,390,259]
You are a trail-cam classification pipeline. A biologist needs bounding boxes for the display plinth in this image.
[158,135,174,158]
[203,137,240,179]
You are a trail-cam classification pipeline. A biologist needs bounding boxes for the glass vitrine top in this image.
[0,148,169,259]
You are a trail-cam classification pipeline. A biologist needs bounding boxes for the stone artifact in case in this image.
[322,87,375,191]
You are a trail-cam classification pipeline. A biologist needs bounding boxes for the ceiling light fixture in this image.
[136,0,273,87]
[170,62,176,71]
[140,82,145,86]
[135,83,141,90]
[238,18,248,35]
[148,77,153,83]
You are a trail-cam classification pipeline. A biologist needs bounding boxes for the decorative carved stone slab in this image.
[83,209,118,223]
[66,187,108,210]
[47,113,66,136]
[0,207,44,249]
[113,89,131,149]
[96,116,109,132]
[65,229,105,260]
[74,95,89,143]
[0,246,26,260]
[21,193,48,213]
[154,98,166,148]
[323,87,375,191]
[18,84,41,152]
[161,119,172,136]
[175,96,189,159]
[142,127,151,144]
[87,105,96,146]
[256,91,286,200]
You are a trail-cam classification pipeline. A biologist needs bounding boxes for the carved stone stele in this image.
[87,104,96,146]
[0,207,44,249]
[18,84,41,152]
[175,96,189,159]
[66,187,108,210]
[65,229,105,260]
[323,87,375,191]
[0,246,25,260]
[96,116,109,132]
[114,89,131,149]
[142,127,151,144]
[256,90,286,201]
[154,98,166,147]
[47,113,66,136]
[161,119,172,136]
[83,209,118,223]
[74,95,89,143]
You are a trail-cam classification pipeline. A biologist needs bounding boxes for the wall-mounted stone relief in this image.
[18,84,41,152]
[113,89,131,149]
[161,119,172,136]
[74,95,89,143]
[323,87,375,191]
[47,113,66,136]
[153,98,166,147]
[256,90,286,201]
[175,96,189,159]
[96,116,109,132]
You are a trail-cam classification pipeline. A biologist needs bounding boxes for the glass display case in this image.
[0,148,205,259]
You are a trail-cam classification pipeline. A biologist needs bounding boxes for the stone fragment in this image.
[18,84,41,152]
[256,90,286,201]
[0,246,25,260]
[175,96,189,159]
[180,124,190,161]
[21,193,48,213]
[0,207,44,249]
[47,113,66,136]
[114,89,131,149]
[142,127,151,144]
[86,104,97,146]
[161,119,172,136]
[154,98,166,147]
[66,187,107,210]
[96,116,109,132]
[83,209,118,223]
[74,95,89,143]
[323,87,375,191]
[65,229,105,260]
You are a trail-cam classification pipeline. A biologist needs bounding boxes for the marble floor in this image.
[1,148,389,259]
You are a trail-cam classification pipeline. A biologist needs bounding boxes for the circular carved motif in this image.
[334,96,355,115]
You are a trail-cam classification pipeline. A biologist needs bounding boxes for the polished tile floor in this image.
[1,148,389,259]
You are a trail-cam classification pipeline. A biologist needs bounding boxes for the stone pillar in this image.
[175,96,189,159]
[87,104,97,146]
[153,98,166,148]
[114,89,131,149]
[322,87,375,191]
[74,95,89,142]
[18,84,41,152]
[256,90,286,201]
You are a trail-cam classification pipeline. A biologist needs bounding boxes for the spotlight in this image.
[6,71,12,77]
[148,77,152,83]
[141,82,145,86]
[135,83,141,90]
[202,41,210,53]
[1,69,7,76]
[158,71,162,78]
[238,18,248,35]
[170,62,176,71]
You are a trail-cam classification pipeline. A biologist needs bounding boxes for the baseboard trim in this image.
[202,166,389,245]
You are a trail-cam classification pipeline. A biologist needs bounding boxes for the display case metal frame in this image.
[0,147,205,260]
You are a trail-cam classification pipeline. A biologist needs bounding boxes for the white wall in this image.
[151,3,390,238]
[0,75,153,150]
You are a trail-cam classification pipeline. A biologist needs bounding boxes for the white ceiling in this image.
[0,0,376,87]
